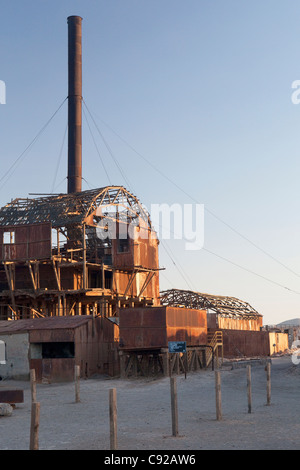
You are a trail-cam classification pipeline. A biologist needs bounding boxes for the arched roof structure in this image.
[0,186,153,230]
[160,288,261,319]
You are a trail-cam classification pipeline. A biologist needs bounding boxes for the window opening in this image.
[3,231,15,244]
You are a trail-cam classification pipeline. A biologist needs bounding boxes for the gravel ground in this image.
[0,355,299,451]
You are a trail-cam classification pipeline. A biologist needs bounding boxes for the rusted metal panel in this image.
[112,238,134,269]
[215,329,270,358]
[119,325,167,350]
[0,223,51,262]
[29,328,74,343]
[111,220,160,302]
[28,223,52,259]
[0,389,24,404]
[133,232,160,270]
[119,307,166,328]
[268,331,289,355]
[119,306,207,350]
[218,316,262,331]
[32,358,75,382]
[166,326,207,345]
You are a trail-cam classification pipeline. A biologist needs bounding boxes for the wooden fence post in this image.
[170,377,179,436]
[30,368,37,403]
[161,349,170,377]
[75,365,80,403]
[30,401,40,450]
[215,371,222,421]
[109,388,117,450]
[247,365,252,413]
[266,362,271,405]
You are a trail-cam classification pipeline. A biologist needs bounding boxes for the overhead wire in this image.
[0,97,67,192]
[51,177,67,193]
[1,94,298,297]
[87,110,300,280]
[82,105,112,185]
[82,104,300,295]
[159,219,300,296]
[82,100,195,292]
[160,240,196,291]
[83,100,197,291]
[51,123,67,193]
[201,247,300,296]
[83,100,135,192]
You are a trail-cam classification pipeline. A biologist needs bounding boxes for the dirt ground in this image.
[0,355,299,451]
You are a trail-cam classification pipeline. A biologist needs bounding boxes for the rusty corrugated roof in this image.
[0,316,93,334]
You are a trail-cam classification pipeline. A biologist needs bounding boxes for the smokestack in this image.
[67,16,82,193]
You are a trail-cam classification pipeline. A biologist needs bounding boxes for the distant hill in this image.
[277,318,300,327]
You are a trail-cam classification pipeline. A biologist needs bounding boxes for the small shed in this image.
[0,315,119,382]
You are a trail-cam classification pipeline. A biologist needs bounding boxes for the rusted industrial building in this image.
[0,17,160,324]
[0,186,160,321]
[160,289,270,359]
[160,289,263,331]
[0,16,276,381]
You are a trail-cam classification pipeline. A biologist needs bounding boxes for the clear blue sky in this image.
[1,0,300,324]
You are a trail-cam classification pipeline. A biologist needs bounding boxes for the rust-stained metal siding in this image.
[119,306,207,350]
[268,331,289,355]
[0,316,91,333]
[30,358,75,382]
[112,227,160,302]
[210,328,270,358]
[0,390,24,404]
[218,316,263,331]
[0,223,52,262]
[208,313,263,331]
